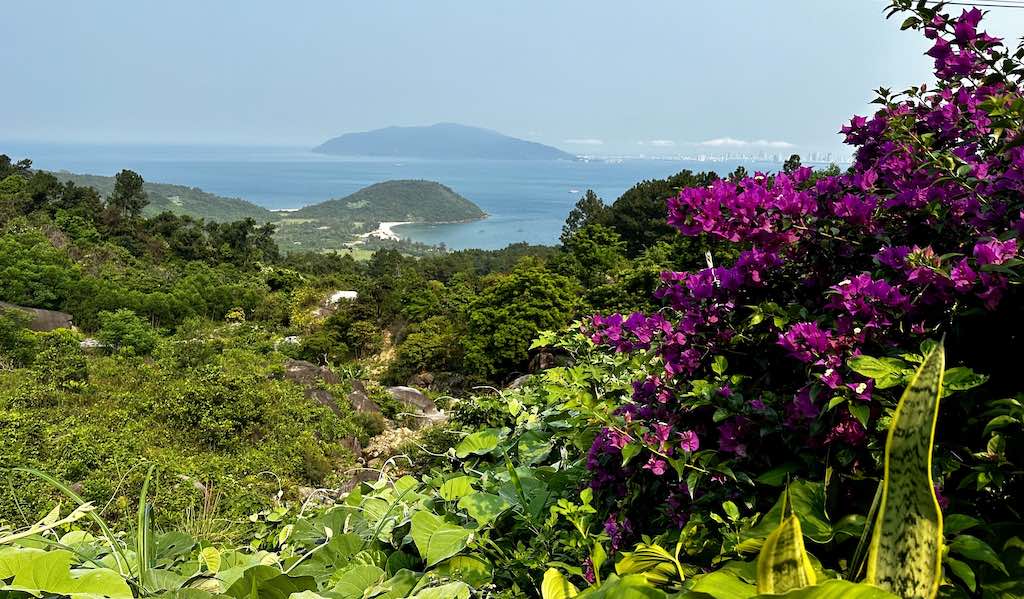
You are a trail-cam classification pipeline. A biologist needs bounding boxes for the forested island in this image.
[314,123,575,160]
[2,4,1024,599]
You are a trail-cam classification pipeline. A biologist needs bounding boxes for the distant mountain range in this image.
[313,123,575,160]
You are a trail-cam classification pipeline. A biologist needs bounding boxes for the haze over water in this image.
[3,142,783,250]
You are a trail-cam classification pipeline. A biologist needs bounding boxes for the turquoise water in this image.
[1,142,781,250]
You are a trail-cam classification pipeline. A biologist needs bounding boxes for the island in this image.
[273,180,486,253]
[312,122,575,160]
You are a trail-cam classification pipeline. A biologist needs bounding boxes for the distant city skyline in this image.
[2,1,1023,156]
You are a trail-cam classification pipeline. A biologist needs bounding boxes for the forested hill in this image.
[292,179,486,223]
[313,122,575,160]
[50,171,275,223]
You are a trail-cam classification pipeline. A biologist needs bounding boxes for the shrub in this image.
[97,308,159,355]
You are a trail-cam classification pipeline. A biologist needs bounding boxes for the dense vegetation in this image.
[293,180,485,223]
[2,3,1024,599]
[50,172,275,223]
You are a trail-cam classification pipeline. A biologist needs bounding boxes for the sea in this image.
[2,142,784,250]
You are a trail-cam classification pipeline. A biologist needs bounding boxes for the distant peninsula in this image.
[313,122,575,160]
[49,171,274,223]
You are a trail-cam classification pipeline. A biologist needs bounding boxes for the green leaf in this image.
[944,557,976,592]
[847,356,910,389]
[983,414,1018,437]
[941,367,987,394]
[582,574,666,598]
[330,564,385,599]
[744,481,833,544]
[457,493,510,527]
[756,579,899,598]
[615,543,681,585]
[410,511,472,567]
[866,343,945,599]
[0,547,133,599]
[222,565,316,599]
[712,355,728,375]
[687,570,756,599]
[942,514,980,536]
[723,501,740,522]
[413,581,471,599]
[439,476,476,501]
[373,569,418,599]
[848,403,870,428]
[948,534,1008,575]
[433,555,492,588]
[455,429,502,459]
[541,568,579,599]
[756,512,815,594]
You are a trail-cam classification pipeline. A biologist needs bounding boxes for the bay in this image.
[1,142,782,250]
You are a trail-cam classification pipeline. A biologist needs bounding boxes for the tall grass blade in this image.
[10,467,129,575]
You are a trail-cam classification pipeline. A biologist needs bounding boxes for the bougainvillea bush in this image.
[587,0,1024,589]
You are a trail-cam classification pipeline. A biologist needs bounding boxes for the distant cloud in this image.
[648,139,676,147]
[698,137,795,149]
[564,138,604,145]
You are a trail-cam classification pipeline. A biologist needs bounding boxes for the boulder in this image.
[348,380,383,414]
[0,302,74,332]
[387,386,445,428]
[507,374,532,389]
[407,371,435,389]
[282,359,344,415]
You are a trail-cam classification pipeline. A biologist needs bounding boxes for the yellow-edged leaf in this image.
[757,512,815,593]
[866,342,945,599]
[541,568,578,599]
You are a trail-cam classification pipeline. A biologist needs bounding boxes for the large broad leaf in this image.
[372,569,419,599]
[454,429,502,459]
[457,493,511,526]
[413,581,471,599]
[615,543,682,586]
[438,476,477,501]
[433,555,492,588]
[756,491,815,594]
[580,574,666,598]
[329,564,385,599]
[866,343,945,599]
[541,568,579,599]
[755,579,899,598]
[686,571,756,599]
[222,565,316,599]
[743,481,833,545]
[410,511,473,567]
[0,547,133,599]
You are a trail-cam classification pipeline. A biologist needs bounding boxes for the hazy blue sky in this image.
[3,1,1023,154]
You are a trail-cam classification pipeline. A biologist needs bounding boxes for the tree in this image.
[783,154,802,173]
[464,260,580,378]
[559,223,627,288]
[561,190,607,244]
[602,169,719,257]
[97,309,159,355]
[108,169,148,221]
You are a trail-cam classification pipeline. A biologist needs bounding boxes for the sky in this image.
[2,1,1024,155]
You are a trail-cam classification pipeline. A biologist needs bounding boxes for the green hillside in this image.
[292,179,486,223]
[50,171,276,223]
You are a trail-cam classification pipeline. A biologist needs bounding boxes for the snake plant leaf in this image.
[756,510,816,593]
[541,568,579,599]
[866,342,945,599]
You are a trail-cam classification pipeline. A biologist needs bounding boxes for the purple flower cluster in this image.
[581,5,1023,528]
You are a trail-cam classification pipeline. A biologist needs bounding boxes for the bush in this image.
[97,308,159,355]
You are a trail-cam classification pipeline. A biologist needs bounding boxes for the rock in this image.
[507,374,532,389]
[347,380,382,415]
[528,347,573,373]
[340,436,362,457]
[337,469,381,495]
[0,302,75,332]
[282,359,344,415]
[408,372,435,388]
[387,386,446,429]
[283,359,341,386]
